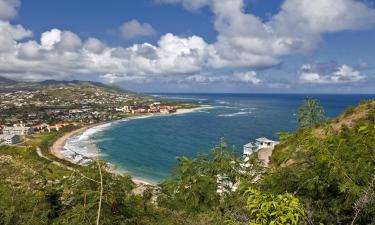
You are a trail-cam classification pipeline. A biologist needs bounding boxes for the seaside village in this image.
[0,87,279,195]
[0,90,180,145]
[0,102,177,145]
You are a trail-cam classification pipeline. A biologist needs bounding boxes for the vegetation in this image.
[0,98,375,224]
[298,98,327,128]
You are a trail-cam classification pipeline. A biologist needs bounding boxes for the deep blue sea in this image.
[91,94,375,182]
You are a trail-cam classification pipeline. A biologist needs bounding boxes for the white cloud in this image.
[0,0,375,84]
[119,20,156,39]
[160,0,375,70]
[0,0,20,20]
[83,38,106,54]
[232,71,261,84]
[299,63,365,84]
[40,29,61,50]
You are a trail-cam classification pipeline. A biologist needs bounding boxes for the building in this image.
[2,126,34,136]
[243,142,258,155]
[47,123,69,132]
[115,105,132,113]
[243,137,279,155]
[0,134,20,145]
[32,123,48,132]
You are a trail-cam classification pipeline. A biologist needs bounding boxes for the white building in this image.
[243,137,279,155]
[2,126,34,136]
[0,134,20,145]
[255,137,278,149]
[115,105,132,113]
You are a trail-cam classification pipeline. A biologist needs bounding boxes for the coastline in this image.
[49,107,206,185]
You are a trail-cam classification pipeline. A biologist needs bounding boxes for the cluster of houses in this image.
[115,102,177,114]
[0,88,133,109]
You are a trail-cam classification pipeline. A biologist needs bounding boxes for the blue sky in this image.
[0,0,375,93]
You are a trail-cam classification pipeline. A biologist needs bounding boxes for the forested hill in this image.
[0,76,132,94]
[261,99,375,224]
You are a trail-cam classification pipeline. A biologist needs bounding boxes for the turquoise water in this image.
[91,94,374,182]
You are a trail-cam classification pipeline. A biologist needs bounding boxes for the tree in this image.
[244,188,305,225]
[157,139,246,214]
[298,98,327,128]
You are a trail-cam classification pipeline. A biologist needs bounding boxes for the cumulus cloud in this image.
[299,63,365,84]
[0,0,375,84]
[119,20,156,39]
[159,0,375,70]
[232,71,261,84]
[0,0,20,20]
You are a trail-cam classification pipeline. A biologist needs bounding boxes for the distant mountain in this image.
[0,76,17,85]
[0,76,133,94]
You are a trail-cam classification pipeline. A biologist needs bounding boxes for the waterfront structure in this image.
[0,134,20,145]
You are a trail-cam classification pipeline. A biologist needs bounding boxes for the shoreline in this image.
[49,106,206,186]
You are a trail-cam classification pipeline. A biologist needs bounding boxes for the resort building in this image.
[2,126,34,136]
[0,134,20,145]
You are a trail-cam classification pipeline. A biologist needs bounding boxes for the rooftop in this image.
[256,137,274,142]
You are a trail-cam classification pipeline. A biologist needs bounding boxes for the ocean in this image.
[84,94,374,183]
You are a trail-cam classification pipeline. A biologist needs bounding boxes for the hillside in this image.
[261,99,375,224]
[0,76,133,94]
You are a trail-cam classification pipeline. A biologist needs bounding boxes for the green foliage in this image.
[298,98,327,128]
[263,101,375,224]
[245,188,305,225]
[157,139,265,223]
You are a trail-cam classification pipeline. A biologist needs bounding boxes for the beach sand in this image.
[50,124,99,163]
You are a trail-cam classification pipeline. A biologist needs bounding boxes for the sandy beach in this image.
[50,124,99,163]
[49,107,204,185]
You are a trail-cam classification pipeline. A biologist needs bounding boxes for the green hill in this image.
[261,99,375,224]
[0,76,133,94]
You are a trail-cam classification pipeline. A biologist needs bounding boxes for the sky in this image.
[0,0,375,93]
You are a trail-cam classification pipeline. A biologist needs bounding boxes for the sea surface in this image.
[87,94,374,182]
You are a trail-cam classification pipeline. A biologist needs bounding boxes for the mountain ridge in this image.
[0,76,133,94]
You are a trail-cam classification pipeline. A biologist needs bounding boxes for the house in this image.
[255,137,278,149]
[2,126,34,136]
[243,137,279,155]
[243,142,258,155]
[0,134,20,145]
